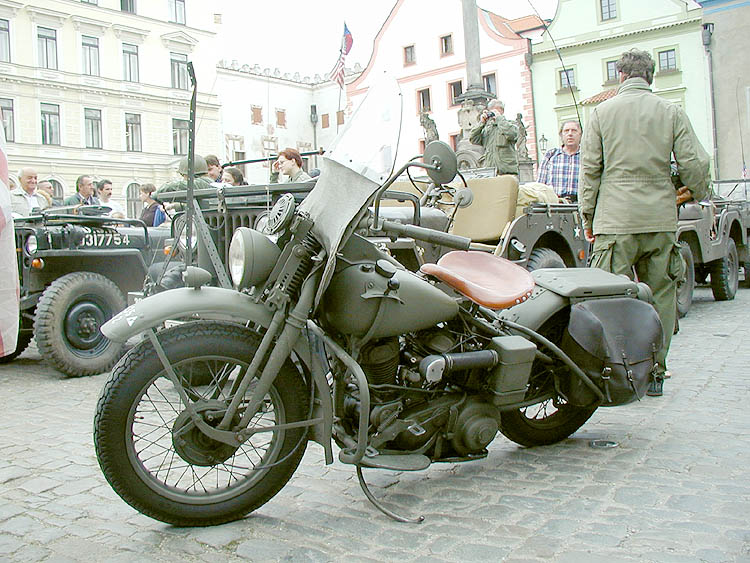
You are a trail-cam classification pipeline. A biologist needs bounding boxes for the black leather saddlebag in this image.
[560,298,663,407]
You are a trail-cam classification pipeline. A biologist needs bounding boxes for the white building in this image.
[0,0,221,215]
[214,61,349,184]
[347,0,543,169]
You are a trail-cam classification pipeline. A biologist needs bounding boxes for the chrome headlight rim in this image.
[25,234,38,254]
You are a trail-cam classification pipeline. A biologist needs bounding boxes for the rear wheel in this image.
[94,321,308,526]
[499,311,597,447]
[676,241,695,318]
[710,238,739,301]
[526,248,565,271]
[34,272,126,376]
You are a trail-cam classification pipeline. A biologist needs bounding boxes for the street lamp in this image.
[538,134,548,152]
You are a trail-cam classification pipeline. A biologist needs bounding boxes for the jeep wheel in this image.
[709,238,739,301]
[35,272,126,376]
[526,248,566,271]
[676,241,694,318]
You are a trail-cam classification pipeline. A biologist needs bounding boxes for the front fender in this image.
[102,286,274,342]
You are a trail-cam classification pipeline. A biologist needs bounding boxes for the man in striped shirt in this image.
[537,120,582,202]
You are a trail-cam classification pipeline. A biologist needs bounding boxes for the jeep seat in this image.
[450,176,519,242]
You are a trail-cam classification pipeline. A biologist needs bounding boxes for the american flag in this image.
[330,23,353,89]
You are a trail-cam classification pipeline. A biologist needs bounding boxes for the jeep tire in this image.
[35,272,126,377]
[709,238,739,301]
[526,248,566,271]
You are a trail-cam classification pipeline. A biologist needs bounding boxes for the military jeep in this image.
[3,207,171,376]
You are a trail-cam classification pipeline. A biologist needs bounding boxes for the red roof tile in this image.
[580,88,618,105]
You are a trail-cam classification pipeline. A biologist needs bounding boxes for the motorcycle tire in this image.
[94,321,309,527]
[498,309,596,447]
[526,248,566,271]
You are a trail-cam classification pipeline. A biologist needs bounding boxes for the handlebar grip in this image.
[380,219,471,251]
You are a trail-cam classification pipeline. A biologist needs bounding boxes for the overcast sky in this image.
[218,0,559,79]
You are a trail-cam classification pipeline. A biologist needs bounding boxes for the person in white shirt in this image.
[97,179,126,218]
[10,167,50,217]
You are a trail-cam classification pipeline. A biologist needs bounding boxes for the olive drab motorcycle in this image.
[94,77,664,526]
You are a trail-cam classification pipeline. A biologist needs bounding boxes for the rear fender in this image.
[497,285,568,332]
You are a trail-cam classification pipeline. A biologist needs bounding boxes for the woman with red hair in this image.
[271,148,312,183]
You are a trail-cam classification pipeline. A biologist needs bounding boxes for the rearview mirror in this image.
[423,141,457,185]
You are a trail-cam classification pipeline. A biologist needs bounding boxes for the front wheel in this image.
[710,238,739,301]
[94,321,309,526]
[34,272,126,376]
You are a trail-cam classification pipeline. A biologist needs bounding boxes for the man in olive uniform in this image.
[580,49,710,396]
[156,155,214,210]
[469,99,519,176]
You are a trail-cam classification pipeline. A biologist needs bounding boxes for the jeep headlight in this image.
[228,227,281,289]
[25,235,38,254]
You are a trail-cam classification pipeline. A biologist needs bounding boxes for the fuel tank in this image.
[322,261,458,339]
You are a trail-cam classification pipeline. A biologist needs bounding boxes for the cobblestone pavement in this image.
[0,286,749,562]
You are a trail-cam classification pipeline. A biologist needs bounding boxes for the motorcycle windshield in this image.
[298,75,403,304]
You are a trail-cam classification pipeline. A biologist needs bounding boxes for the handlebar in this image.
[379,219,471,251]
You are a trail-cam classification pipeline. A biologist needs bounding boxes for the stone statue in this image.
[515,113,529,160]
[420,111,439,143]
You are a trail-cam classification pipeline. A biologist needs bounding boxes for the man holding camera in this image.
[469,99,519,176]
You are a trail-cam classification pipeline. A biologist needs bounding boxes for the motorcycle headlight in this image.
[228,227,282,289]
[25,235,38,254]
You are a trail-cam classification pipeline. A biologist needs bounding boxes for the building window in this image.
[483,73,496,96]
[85,108,102,149]
[600,0,617,21]
[605,60,618,83]
[336,110,344,126]
[172,118,189,154]
[171,52,189,89]
[417,88,431,113]
[126,182,141,217]
[169,0,186,24]
[121,0,135,13]
[81,0,98,4]
[321,113,329,129]
[658,49,677,72]
[559,68,575,90]
[251,105,262,125]
[0,98,14,142]
[41,103,60,145]
[440,34,453,56]
[123,43,139,82]
[125,113,141,152]
[82,36,100,76]
[276,109,286,128]
[449,80,463,106]
[48,179,63,199]
[0,19,9,63]
[404,45,415,65]
[37,27,58,70]
[449,134,459,151]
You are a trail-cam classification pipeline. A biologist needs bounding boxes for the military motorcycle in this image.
[94,77,663,526]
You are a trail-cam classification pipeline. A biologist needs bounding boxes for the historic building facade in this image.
[0,0,221,214]
[696,0,750,182]
[530,0,710,168]
[346,0,543,170]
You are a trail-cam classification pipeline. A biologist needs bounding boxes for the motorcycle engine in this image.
[355,330,500,459]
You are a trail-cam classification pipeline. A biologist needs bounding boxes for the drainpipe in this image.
[702,23,719,180]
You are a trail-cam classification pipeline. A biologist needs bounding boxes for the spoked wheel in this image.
[94,321,308,526]
[499,311,597,447]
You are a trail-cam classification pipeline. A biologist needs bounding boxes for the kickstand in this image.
[355,465,424,524]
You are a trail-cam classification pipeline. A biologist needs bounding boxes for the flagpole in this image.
[336,23,345,133]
